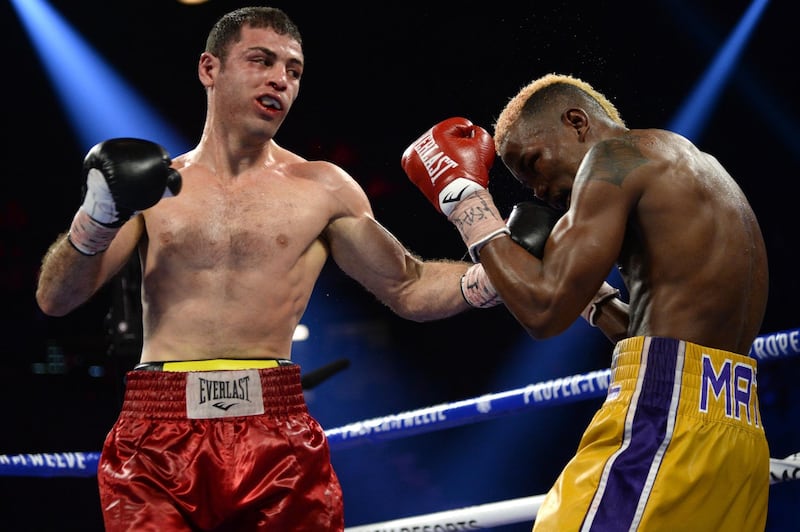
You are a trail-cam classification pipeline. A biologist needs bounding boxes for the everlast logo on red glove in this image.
[406,132,482,215]
[402,116,508,261]
[401,117,496,216]
[408,132,460,186]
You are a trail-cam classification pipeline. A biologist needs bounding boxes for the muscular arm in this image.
[311,160,471,321]
[593,297,630,343]
[481,139,640,339]
[36,217,143,316]
[326,214,471,321]
[37,137,180,317]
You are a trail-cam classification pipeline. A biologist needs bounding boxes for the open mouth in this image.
[258,95,282,111]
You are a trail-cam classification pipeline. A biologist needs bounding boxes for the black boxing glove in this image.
[458,200,562,309]
[505,200,622,325]
[506,200,563,258]
[506,200,621,324]
[80,138,182,226]
[68,138,182,255]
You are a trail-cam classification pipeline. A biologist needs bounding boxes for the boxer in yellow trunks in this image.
[538,336,769,531]
[401,73,770,530]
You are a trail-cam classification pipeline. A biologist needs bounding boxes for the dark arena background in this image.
[2,0,799,530]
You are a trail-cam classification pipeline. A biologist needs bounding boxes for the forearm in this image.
[388,258,472,321]
[593,297,630,343]
[36,138,178,317]
[36,233,106,316]
[578,279,630,343]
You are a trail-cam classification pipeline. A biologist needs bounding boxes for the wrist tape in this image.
[460,263,502,308]
[581,282,621,327]
[67,209,120,256]
[447,189,509,262]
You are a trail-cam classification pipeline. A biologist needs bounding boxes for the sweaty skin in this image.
[484,109,768,356]
[36,25,470,363]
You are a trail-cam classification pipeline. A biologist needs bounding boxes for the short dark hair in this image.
[205,6,303,63]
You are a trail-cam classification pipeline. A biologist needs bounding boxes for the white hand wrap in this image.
[67,209,120,256]
[67,168,124,255]
[446,189,509,262]
[460,263,502,308]
[80,168,122,225]
[581,281,621,327]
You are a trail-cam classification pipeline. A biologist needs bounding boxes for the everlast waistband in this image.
[121,364,306,419]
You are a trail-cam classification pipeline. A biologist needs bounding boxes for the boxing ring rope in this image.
[2,327,800,528]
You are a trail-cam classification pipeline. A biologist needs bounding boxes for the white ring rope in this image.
[343,495,546,532]
[341,454,800,531]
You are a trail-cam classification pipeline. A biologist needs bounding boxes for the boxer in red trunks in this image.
[35,7,479,531]
[100,362,343,530]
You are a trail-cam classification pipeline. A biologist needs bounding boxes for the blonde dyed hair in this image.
[493,73,625,150]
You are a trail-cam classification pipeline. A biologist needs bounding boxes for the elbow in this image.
[35,288,72,317]
[36,300,67,318]
[384,295,454,323]
[514,306,573,340]
[524,321,569,340]
[388,304,436,323]
[501,281,577,339]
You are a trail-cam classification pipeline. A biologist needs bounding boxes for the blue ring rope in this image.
[2,327,798,477]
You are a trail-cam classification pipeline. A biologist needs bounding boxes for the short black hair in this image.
[205,6,303,63]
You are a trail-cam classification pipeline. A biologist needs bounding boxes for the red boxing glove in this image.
[402,118,508,261]
[401,117,495,216]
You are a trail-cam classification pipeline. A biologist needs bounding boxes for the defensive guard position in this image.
[401,74,770,531]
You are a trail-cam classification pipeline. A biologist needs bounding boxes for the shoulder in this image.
[292,158,350,180]
[275,150,372,217]
[590,129,689,160]
[579,129,677,187]
[283,152,366,195]
[269,142,347,180]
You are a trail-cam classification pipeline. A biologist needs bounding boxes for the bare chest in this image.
[144,177,331,269]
